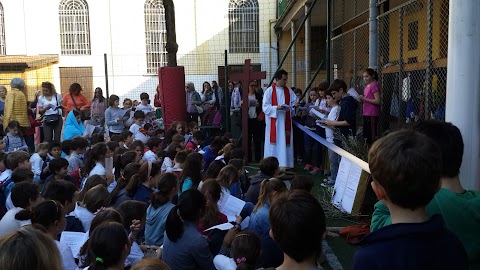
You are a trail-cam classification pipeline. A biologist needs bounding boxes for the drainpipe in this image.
[163,0,178,66]
[305,4,311,88]
[368,0,378,69]
[268,19,278,81]
[291,20,297,87]
[326,0,332,82]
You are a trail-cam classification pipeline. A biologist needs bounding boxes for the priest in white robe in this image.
[262,70,297,168]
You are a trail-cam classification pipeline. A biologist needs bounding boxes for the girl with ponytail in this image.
[145,172,177,246]
[247,178,287,268]
[163,189,215,270]
[125,162,161,204]
[83,222,131,270]
[17,200,77,270]
[213,231,262,270]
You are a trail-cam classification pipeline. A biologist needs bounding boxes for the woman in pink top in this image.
[359,68,381,144]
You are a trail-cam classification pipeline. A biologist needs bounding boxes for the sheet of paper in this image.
[217,192,246,222]
[83,124,95,137]
[331,157,352,208]
[204,222,234,232]
[204,216,251,232]
[309,108,326,119]
[348,88,360,101]
[105,157,114,177]
[60,231,88,258]
[341,163,363,213]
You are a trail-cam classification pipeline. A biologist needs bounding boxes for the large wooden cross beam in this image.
[229,59,267,161]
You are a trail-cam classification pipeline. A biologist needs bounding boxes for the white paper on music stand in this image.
[331,157,363,214]
[60,231,88,258]
[83,124,95,137]
[217,192,245,222]
[341,164,363,212]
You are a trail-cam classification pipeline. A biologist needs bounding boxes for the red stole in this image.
[270,83,291,145]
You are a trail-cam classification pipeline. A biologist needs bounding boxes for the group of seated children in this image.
[0,112,477,270]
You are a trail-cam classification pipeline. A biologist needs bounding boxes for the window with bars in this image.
[59,0,91,55]
[228,0,259,53]
[145,0,167,74]
[0,2,5,55]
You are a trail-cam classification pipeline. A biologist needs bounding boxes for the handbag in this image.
[194,104,204,114]
[45,95,61,125]
[70,93,91,121]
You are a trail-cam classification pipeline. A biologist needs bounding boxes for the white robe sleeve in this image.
[262,87,277,118]
[289,89,298,113]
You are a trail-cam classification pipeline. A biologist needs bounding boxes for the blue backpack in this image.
[0,177,13,218]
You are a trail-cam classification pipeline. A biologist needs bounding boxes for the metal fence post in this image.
[104,53,109,105]
[397,7,404,127]
[224,50,230,133]
[425,0,433,120]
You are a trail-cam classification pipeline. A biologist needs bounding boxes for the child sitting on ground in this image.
[4,121,28,153]
[351,130,468,270]
[270,190,326,270]
[185,131,205,152]
[42,158,73,194]
[171,150,187,178]
[121,130,134,149]
[245,156,279,205]
[143,137,162,163]
[66,136,88,174]
[4,168,34,211]
[130,111,148,143]
[291,175,314,193]
[30,142,49,184]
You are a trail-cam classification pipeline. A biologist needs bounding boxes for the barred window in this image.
[0,2,5,55]
[59,0,91,55]
[145,0,167,74]
[229,0,259,53]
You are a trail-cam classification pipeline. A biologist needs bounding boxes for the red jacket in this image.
[25,113,42,136]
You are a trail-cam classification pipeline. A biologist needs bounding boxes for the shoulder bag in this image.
[70,93,91,121]
[45,94,61,125]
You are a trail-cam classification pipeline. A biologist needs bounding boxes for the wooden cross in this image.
[229,59,267,160]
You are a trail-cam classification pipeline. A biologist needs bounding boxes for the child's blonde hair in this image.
[35,142,49,153]
[254,178,287,211]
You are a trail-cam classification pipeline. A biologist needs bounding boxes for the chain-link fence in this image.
[331,0,449,136]
[377,0,449,134]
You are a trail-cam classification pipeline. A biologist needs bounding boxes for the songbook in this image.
[83,124,95,137]
[60,231,89,258]
[217,192,246,222]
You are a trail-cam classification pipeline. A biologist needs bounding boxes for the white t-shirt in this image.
[38,94,63,115]
[30,153,43,179]
[129,123,149,143]
[142,150,157,163]
[0,207,31,237]
[135,104,154,115]
[161,157,173,174]
[325,105,340,143]
[88,162,106,177]
[213,254,236,270]
[55,240,78,270]
[73,203,94,232]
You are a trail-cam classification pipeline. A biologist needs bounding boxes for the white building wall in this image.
[1,0,277,101]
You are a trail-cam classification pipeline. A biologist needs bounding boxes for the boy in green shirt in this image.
[371,120,480,269]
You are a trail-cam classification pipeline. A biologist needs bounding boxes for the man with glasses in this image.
[262,70,297,169]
